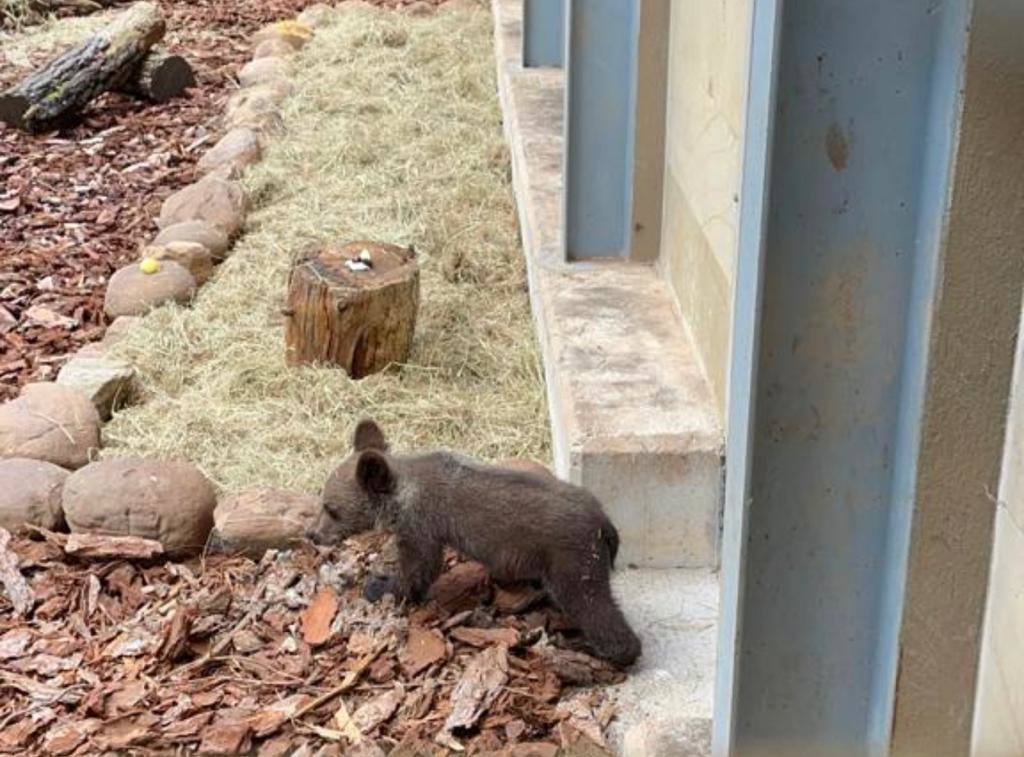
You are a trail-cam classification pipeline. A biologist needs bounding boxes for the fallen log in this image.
[0,1,165,133]
[117,48,195,102]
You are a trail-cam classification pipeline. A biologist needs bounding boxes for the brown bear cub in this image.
[307,419,642,667]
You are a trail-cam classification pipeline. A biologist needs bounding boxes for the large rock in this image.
[211,488,319,557]
[0,383,101,469]
[225,87,286,139]
[56,355,136,421]
[62,457,216,556]
[253,37,296,59]
[141,242,214,285]
[238,57,294,89]
[158,177,248,238]
[103,316,143,347]
[253,20,313,51]
[297,3,335,27]
[104,260,196,319]
[152,220,230,261]
[0,458,68,532]
[402,1,436,16]
[197,128,262,177]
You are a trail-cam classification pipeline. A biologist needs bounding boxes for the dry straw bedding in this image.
[105,3,550,494]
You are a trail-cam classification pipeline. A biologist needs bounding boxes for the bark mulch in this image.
[0,529,619,755]
[0,0,326,402]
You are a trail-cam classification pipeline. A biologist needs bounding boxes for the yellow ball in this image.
[139,258,161,275]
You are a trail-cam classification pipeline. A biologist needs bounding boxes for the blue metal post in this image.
[522,0,564,68]
[716,0,976,754]
[562,0,640,260]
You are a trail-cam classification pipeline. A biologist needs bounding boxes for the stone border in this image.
[0,5,339,555]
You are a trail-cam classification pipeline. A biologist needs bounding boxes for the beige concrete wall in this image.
[658,0,750,417]
[972,305,1024,757]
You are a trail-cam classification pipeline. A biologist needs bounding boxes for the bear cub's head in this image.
[307,418,398,546]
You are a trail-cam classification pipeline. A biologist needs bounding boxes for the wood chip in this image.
[352,684,405,734]
[442,644,509,735]
[64,532,165,560]
[301,587,339,646]
[399,626,446,676]
[0,528,33,615]
[450,626,520,648]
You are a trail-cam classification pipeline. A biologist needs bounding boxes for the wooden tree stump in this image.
[285,241,419,378]
[0,1,165,133]
[117,48,195,102]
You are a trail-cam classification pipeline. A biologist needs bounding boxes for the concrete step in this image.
[490,0,724,571]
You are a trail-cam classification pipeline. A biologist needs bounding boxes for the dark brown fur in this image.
[308,420,641,667]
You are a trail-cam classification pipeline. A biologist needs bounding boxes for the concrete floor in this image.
[609,568,717,755]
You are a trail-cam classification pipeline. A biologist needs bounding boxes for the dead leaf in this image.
[400,626,446,676]
[0,529,33,615]
[65,532,164,560]
[442,644,509,735]
[0,196,20,212]
[352,684,405,734]
[301,587,339,646]
[450,626,520,648]
[332,699,363,744]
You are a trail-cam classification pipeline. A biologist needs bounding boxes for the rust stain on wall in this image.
[825,122,850,171]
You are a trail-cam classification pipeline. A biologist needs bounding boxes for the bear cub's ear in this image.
[353,418,389,452]
[356,450,396,495]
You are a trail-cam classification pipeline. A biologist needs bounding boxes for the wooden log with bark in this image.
[117,48,195,103]
[284,241,420,378]
[0,1,165,133]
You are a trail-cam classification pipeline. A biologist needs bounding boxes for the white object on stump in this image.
[284,241,419,378]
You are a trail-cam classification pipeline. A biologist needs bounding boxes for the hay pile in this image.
[105,3,549,494]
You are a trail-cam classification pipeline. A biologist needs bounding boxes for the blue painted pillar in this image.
[712,0,1021,754]
[562,0,640,260]
[522,0,564,68]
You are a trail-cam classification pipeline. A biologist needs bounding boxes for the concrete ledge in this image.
[491,0,724,569]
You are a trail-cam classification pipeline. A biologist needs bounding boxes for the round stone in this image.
[0,383,101,470]
[104,260,196,318]
[62,457,217,557]
[298,3,335,27]
[253,37,296,59]
[253,21,313,51]
[141,242,214,285]
[158,177,248,238]
[152,220,230,260]
[212,488,320,557]
[197,128,262,177]
[238,57,293,89]
[0,458,68,533]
